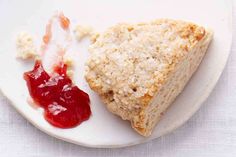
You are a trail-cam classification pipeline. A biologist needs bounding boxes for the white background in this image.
[0,1,235,157]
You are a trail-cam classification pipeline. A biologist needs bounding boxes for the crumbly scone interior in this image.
[135,30,213,136]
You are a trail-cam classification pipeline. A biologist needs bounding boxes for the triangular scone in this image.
[85,19,213,136]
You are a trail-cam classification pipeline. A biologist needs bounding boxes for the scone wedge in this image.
[85,19,213,136]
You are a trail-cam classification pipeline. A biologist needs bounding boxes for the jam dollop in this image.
[24,60,91,128]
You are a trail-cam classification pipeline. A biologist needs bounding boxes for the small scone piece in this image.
[85,19,213,136]
[16,32,37,59]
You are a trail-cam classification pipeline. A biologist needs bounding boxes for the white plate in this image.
[0,0,232,148]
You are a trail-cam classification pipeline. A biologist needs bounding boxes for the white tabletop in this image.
[0,2,235,157]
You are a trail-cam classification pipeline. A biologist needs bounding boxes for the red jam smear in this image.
[42,12,70,48]
[24,60,91,128]
[42,22,52,45]
[59,13,70,30]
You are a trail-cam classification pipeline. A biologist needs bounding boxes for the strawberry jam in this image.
[24,60,91,128]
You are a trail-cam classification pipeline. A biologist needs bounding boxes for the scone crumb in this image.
[66,69,74,78]
[16,32,37,59]
[74,25,93,41]
[63,56,74,68]
[90,32,100,43]
[63,56,74,79]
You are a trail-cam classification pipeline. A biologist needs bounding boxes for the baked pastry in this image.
[85,19,213,136]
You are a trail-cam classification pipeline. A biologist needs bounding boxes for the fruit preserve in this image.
[24,60,91,128]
